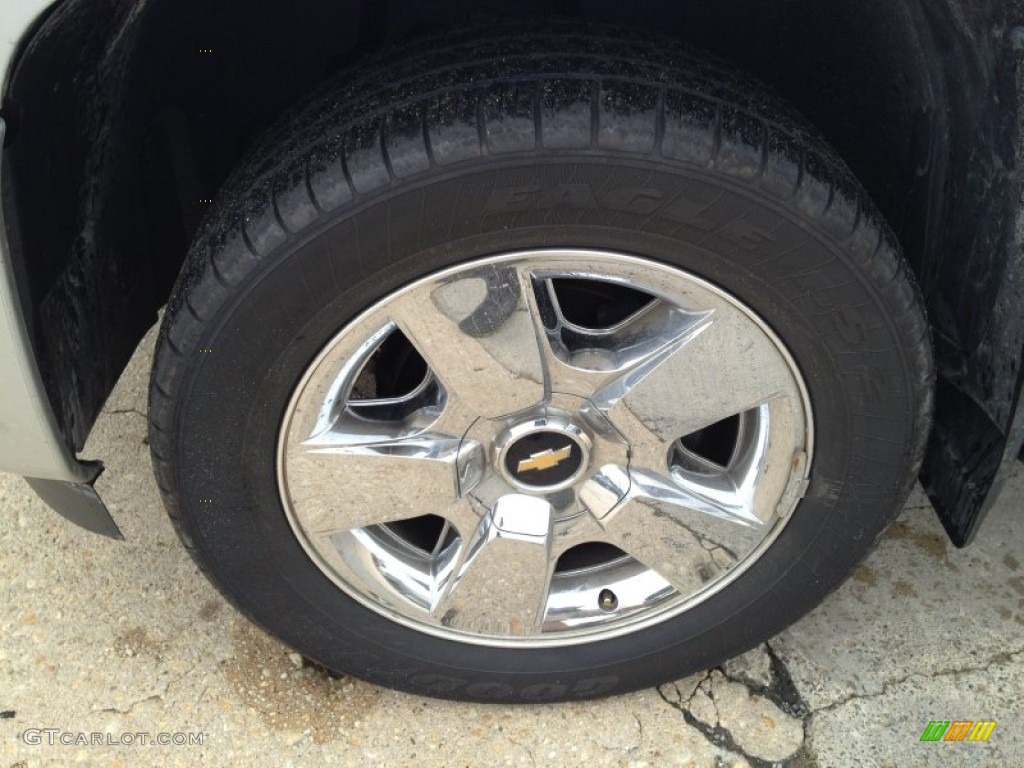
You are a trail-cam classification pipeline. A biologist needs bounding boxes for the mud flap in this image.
[25,472,123,540]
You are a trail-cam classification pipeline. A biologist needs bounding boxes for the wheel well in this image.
[1,0,1020,543]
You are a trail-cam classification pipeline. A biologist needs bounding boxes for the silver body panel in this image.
[0,117,97,483]
[1,1,87,483]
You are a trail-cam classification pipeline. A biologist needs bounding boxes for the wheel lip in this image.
[276,248,815,649]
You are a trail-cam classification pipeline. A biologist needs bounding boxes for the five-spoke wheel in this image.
[279,251,812,644]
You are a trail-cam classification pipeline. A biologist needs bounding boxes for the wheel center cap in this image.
[504,430,585,489]
[464,396,629,521]
[494,415,592,493]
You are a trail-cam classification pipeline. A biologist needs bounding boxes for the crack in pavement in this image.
[656,643,814,768]
[760,642,810,719]
[105,408,148,419]
[655,642,1024,767]
[92,661,200,716]
[632,712,645,752]
[504,733,538,768]
[94,693,164,716]
[657,677,771,768]
[807,646,1024,716]
[899,503,934,513]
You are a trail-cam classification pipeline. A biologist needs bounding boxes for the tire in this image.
[149,25,933,703]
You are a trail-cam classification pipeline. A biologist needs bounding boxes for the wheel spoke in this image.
[431,495,555,636]
[389,264,547,418]
[520,277,711,397]
[592,310,797,448]
[283,434,483,536]
[592,469,766,594]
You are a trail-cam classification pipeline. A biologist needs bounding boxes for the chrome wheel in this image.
[278,249,812,647]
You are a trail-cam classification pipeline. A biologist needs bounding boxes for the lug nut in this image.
[598,589,618,612]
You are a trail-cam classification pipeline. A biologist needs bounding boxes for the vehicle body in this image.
[1,0,1022,701]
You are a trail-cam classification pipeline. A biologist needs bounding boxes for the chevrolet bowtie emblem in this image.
[517,445,573,474]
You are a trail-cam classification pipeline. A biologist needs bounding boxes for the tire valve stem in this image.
[598,589,618,612]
